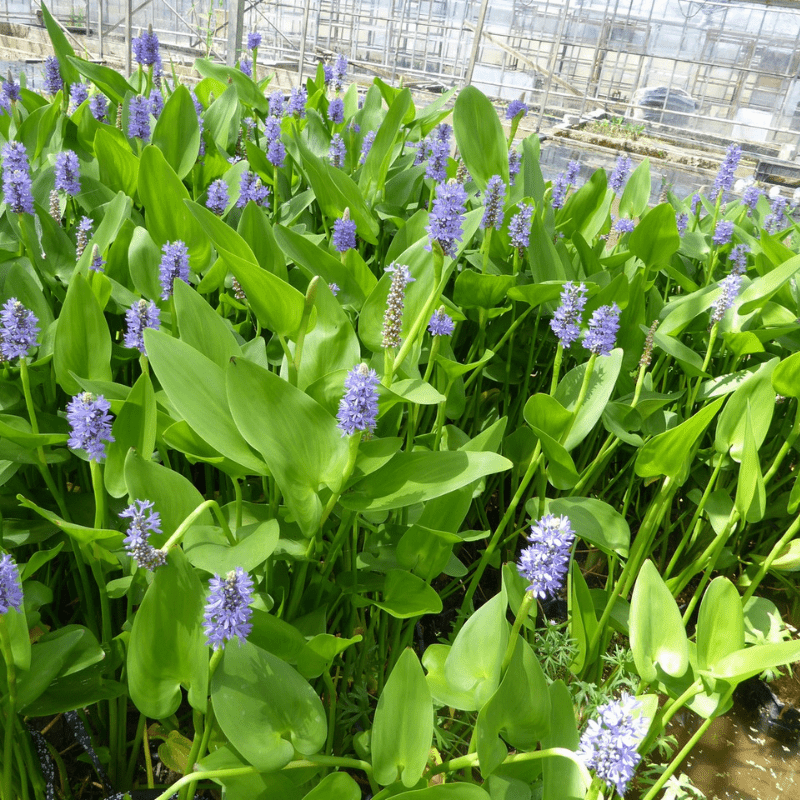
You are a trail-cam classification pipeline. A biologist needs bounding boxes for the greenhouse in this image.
[0,1,800,799]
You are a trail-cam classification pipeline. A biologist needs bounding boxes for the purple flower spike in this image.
[742,185,760,213]
[237,171,270,208]
[517,514,576,599]
[428,309,455,337]
[426,180,468,258]
[360,131,376,164]
[765,195,788,234]
[269,90,285,117]
[55,150,80,196]
[69,82,89,110]
[132,30,160,68]
[247,32,262,50]
[328,97,344,125]
[481,175,506,230]
[710,272,742,326]
[608,154,632,193]
[2,142,28,173]
[565,160,581,185]
[333,214,357,253]
[579,693,647,797]
[505,99,528,120]
[3,168,34,214]
[43,56,62,95]
[551,172,569,209]
[159,240,190,300]
[120,500,166,571]
[729,244,748,275]
[206,179,229,215]
[239,57,252,78]
[329,134,346,168]
[508,148,521,183]
[550,282,588,348]
[509,203,534,252]
[66,393,115,462]
[584,303,621,356]
[676,212,688,236]
[337,363,380,437]
[2,79,20,103]
[89,93,108,122]
[264,116,285,167]
[333,54,347,92]
[0,93,9,117]
[128,95,151,141]
[149,92,163,119]
[287,86,307,118]
[124,299,161,354]
[615,217,635,234]
[712,220,734,246]
[712,143,741,200]
[690,193,702,216]
[0,298,39,361]
[425,137,449,183]
[0,554,23,615]
[382,263,414,349]
[204,567,254,650]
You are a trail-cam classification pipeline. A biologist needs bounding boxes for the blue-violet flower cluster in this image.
[124,299,161,354]
[382,264,414,348]
[550,282,588,348]
[159,240,190,300]
[120,500,166,571]
[428,309,455,337]
[517,514,576,599]
[584,303,621,356]
[0,298,39,361]
[426,180,467,258]
[337,363,379,436]
[204,568,254,650]
[481,175,506,230]
[0,554,23,615]
[66,393,115,461]
[55,150,80,195]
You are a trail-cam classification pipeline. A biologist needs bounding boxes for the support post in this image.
[535,0,571,133]
[463,0,490,87]
[226,0,245,67]
[297,0,312,85]
[125,0,132,75]
[99,0,104,59]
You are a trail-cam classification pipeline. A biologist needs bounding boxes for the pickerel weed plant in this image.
[1,5,800,800]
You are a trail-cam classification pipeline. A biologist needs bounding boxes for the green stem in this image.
[161,499,236,552]
[550,344,564,395]
[500,592,535,673]
[0,617,17,800]
[685,324,717,416]
[742,512,800,605]
[179,710,205,800]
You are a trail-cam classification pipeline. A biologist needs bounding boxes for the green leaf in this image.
[734,403,766,523]
[635,397,725,482]
[371,570,444,619]
[711,640,800,684]
[193,57,270,114]
[549,497,630,559]
[739,252,800,314]
[127,548,208,717]
[568,561,599,675]
[372,648,433,787]
[185,520,279,576]
[397,525,461,582]
[226,357,348,537]
[696,577,744,673]
[454,271,516,309]
[296,633,361,679]
[15,495,121,545]
[144,329,267,475]
[541,681,584,800]
[772,352,800,398]
[629,203,680,269]
[530,426,579,490]
[340,451,512,512]
[618,159,651,220]
[630,560,689,683]
[453,86,508,188]
[237,202,287,281]
[53,272,112,394]
[211,639,326,772]
[152,85,200,179]
[0,415,67,449]
[302,773,361,800]
[40,3,81,86]
[360,89,412,200]
[68,55,132,105]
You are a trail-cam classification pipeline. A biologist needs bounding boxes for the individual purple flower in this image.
[426,137,450,183]
[481,175,506,230]
[551,172,569,209]
[132,29,160,68]
[333,213,357,252]
[206,179,229,215]
[710,272,742,326]
[690,193,702,216]
[565,159,581,185]
[264,116,285,167]
[584,303,621,356]
[360,130,376,164]
[204,567,254,650]
[120,500,166,571]
[69,82,89,110]
[3,168,34,214]
[428,308,454,337]
[508,148,521,183]
[89,245,105,273]
[287,86,307,118]
[54,150,80,196]
[269,90,285,117]
[333,53,347,92]
[550,282,588,348]
[712,220,734,246]
[578,693,647,797]
[509,203,533,252]
[76,216,92,258]
[712,143,741,200]
[89,93,108,122]
[2,141,28,173]
[2,78,19,103]
[517,514,575,599]
[0,554,23,615]
[247,31,262,50]
[764,195,788,234]
[337,363,379,436]
[325,96,343,125]
[237,171,270,208]
[676,212,688,236]
[382,263,414,348]
[608,154,632,193]
[615,217,636,234]
[43,56,62,95]
[329,134,346,168]
[159,240,190,300]
[66,393,115,461]
[0,298,39,361]
[124,299,161,354]
[239,56,252,78]
[127,95,151,141]
[329,283,340,297]
[729,244,749,275]
[742,185,760,213]
[149,91,164,119]
[505,99,528,120]
[426,180,468,258]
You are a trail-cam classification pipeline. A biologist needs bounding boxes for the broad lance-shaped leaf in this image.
[453,86,508,188]
[696,577,744,673]
[226,357,349,538]
[372,649,433,787]
[152,84,200,179]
